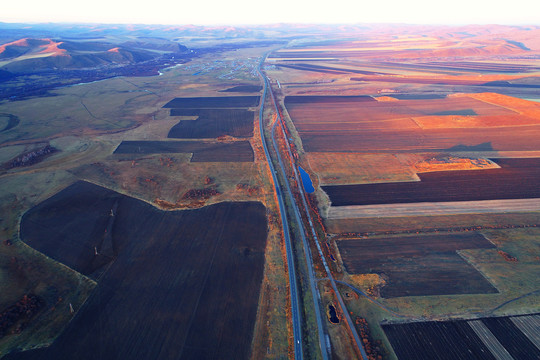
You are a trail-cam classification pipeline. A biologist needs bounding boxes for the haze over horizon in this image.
[2,0,539,26]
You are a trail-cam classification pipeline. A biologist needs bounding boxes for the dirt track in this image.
[327,198,540,219]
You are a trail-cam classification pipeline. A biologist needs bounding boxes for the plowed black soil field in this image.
[11,181,267,360]
[337,233,497,297]
[163,96,260,108]
[356,252,497,298]
[324,158,540,206]
[382,314,540,360]
[114,140,254,162]
[338,233,493,260]
[481,317,540,359]
[168,109,254,138]
[219,85,262,93]
[382,320,496,360]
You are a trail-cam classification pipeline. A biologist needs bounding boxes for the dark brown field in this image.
[113,140,254,162]
[337,233,493,260]
[481,316,540,359]
[168,109,254,138]
[219,85,262,93]
[337,233,497,298]
[382,314,540,360]
[323,158,540,206]
[163,96,260,109]
[10,181,267,360]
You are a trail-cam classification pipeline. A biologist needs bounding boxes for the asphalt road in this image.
[264,66,369,359]
[266,77,330,360]
[256,55,304,360]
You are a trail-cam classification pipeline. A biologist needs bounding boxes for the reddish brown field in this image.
[337,232,494,259]
[300,128,540,152]
[284,94,540,152]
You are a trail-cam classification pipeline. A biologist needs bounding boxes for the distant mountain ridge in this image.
[0,37,189,74]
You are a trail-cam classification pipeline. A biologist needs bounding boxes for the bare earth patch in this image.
[306,152,418,186]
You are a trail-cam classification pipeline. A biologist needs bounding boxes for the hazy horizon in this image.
[2,0,539,26]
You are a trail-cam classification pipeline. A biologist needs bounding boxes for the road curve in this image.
[256,54,304,360]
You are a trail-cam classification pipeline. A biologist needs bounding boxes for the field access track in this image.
[13,181,267,360]
[324,158,540,206]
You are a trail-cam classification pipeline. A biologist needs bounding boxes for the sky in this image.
[2,0,540,25]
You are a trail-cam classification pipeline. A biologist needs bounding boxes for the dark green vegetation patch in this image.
[11,181,267,360]
[113,140,254,162]
[337,232,497,297]
[168,109,254,138]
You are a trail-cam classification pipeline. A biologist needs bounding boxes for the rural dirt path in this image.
[327,198,540,219]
